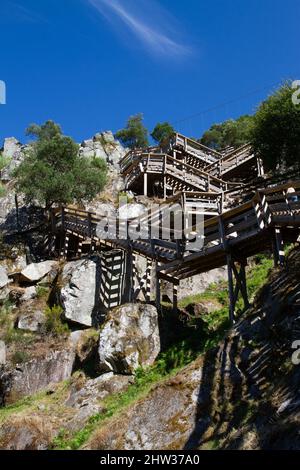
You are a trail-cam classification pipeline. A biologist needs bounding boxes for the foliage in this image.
[14,120,107,209]
[151,122,174,145]
[12,350,30,365]
[44,305,69,337]
[0,152,10,172]
[0,183,6,197]
[115,114,149,149]
[200,114,254,150]
[36,286,49,299]
[251,82,300,171]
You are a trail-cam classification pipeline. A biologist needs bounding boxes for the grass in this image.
[0,380,71,424]
[44,305,70,337]
[52,254,274,450]
[36,286,49,299]
[0,253,275,450]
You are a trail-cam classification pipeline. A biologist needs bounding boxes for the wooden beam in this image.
[273,227,285,266]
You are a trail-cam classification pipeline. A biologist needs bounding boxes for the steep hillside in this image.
[83,247,300,450]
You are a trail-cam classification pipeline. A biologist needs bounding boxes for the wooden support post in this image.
[273,227,285,266]
[77,239,83,258]
[61,207,65,231]
[60,234,70,259]
[155,263,161,313]
[227,254,249,324]
[173,283,178,314]
[146,259,152,302]
[90,239,96,255]
[50,209,56,233]
[88,212,92,238]
[144,172,148,197]
[50,234,56,255]
[227,254,235,324]
[123,246,134,303]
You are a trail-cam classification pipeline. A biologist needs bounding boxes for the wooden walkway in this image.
[50,180,300,321]
[47,131,300,321]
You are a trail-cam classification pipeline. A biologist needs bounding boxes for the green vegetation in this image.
[0,380,71,424]
[200,114,253,151]
[0,152,10,197]
[14,120,108,209]
[11,350,30,365]
[0,152,10,172]
[115,114,149,149]
[251,82,300,171]
[53,254,273,450]
[151,122,174,146]
[0,183,6,197]
[44,305,69,337]
[36,285,49,299]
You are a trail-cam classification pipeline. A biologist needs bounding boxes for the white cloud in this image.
[88,0,192,59]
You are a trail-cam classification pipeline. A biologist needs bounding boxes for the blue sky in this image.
[0,0,299,145]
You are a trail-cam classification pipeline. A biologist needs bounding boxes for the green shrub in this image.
[12,350,30,365]
[44,305,69,337]
[0,183,6,198]
[36,286,49,299]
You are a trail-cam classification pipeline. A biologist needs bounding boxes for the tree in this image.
[151,122,175,145]
[115,114,149,149]
[200,115,254,151]
[14,120,107,209]
[251,83,300,171]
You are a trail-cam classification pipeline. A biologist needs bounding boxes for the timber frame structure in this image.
[49,132,300,323]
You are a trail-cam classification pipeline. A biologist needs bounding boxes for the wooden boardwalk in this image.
[50,180,300,322]
[49,132,300,321]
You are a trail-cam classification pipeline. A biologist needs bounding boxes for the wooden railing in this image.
[170,133,222,162]
[51,181,300,270]
[204,144,255,177]
[122,152,237,193]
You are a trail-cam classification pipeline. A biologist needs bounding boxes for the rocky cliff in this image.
[0,247,298,450]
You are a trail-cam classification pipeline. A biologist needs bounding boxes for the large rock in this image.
[0,348,75,405]
[0,266,10,301]
[59,258,99,327]
[0,266,9,289]
[1,138,25,182]
[64,373,134,433]
[79,131,127,169]
[98,304,160,374]
[0,341,6,365]
[3,137,21,158]
[20,286,37,302]
[17,310,45,332]
[118,203,146,220]
[20,261,57,283]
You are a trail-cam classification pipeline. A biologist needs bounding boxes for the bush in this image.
[14,120,108,209]
[44,305,69,337]
[115,114,149,149]
[251,82,300,171]
[12,350,30,365]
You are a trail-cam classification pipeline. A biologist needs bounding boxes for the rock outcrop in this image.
[85,248,300,451]
[0,266,10,301]
[0,266,9,289]
[0,341,6,365]
[79,131,126,169]
[59,258,99,327]
[98,304,160,374]
[0,348,75,406]
[20,261,57,284]
[1,138,24,182]
[17,310,45,332]
[0,415,56,450]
